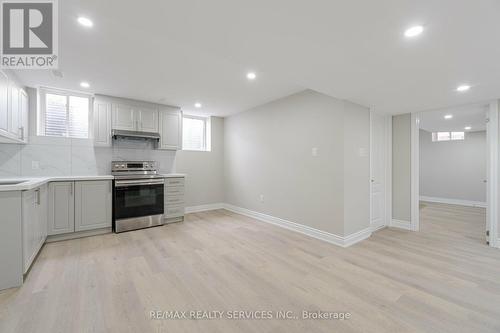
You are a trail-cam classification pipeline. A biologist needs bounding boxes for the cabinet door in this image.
[9,84,20,138]
[19,89,28,143]
[112,103,136,131]
[0,71,8,133]
[22,189,38,273]
[48,182,75,235]
[38,184,48,243]
[93,99,111,146]
[75,180,112,231]
[137,107,158,133]
[159,109,182,150]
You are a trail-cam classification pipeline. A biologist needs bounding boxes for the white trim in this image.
[45,228,111,243]
[410,112,420,231]
[185,203,224,213]
[223,204,371,248]
[386,115,393,227]
[420,196,487,208]
[390,219,412,230]
[487,101,499,248]
[371,224,387,232]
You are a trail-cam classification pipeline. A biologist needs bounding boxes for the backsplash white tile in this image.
[0,137,176,178]
[0,144,22,177]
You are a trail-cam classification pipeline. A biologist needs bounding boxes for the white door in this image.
[93,99,111,146]
[9,84,20,138]
[0,71,8,133]
[19,89,28,142]
[370,112,387,230]
[137,107,159,133]
[48,182,75,235]
[112,103,136,131]
[74,180,112,231]
[159,109,181,150]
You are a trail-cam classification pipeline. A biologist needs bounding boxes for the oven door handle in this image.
[115,179,165,187]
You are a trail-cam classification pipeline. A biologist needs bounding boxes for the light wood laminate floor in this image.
[1,204,499,333]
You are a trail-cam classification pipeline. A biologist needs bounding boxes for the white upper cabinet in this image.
[112,103,136,131]
[0,71,8,133]
[111,101,159,133]
[9,84,20,138]
[19,89,28,142]
[159,107,182,150]
[93,98,112,146]
[137,106,158,133]
[0,70,28,144]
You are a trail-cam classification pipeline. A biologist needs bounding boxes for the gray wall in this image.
[420,129,486,203]
[175,117,225,207]
[392,114,411,222]
[224,90,370,237]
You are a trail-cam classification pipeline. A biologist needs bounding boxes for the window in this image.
[182,115,211,151]
[432,131,465,142]
[39,88,91,138]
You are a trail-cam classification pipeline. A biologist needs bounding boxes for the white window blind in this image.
[42,90,90,138]
[182,116,207,151]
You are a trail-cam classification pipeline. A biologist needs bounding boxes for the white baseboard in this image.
[223,203,371,248]
[46,228,111,243]
[420,196,486,208]
[371,224,387,232]
[185,203,225,214]
[390,219,412,230]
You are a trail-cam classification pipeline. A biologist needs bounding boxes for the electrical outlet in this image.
[259,194,264,203]
[32,161,40,170]
[312,147,318,157]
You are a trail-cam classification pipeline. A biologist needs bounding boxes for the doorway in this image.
[411,101,498,247]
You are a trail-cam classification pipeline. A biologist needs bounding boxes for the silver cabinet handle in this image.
[70,182,73,195]
[35,189,40,205]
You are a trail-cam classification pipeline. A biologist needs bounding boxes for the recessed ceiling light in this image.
[464,126,472,130]
[194,103,202,108]
[80,81,90,88]
[444,114,453,119]
[246,72,257,80]
[77,17,93,27]
[456,85,471,92]
[404,25,424,38]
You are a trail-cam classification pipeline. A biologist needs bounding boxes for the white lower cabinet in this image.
[75,180,112,231]
[47,180,112,235]
[22,184,48,273]
[47,182,75,235]
[164,177,185,222]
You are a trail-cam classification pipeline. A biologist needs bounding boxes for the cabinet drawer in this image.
[166,186,185,195]
[165,205,184,218]
[165,196,184,206]
[165,178,184,186]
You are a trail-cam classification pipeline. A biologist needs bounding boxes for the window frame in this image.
[431,131,465,142]
[38,87,93,139]
[182,114,210,152]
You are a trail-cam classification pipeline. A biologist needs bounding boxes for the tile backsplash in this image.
[0,136,176,178]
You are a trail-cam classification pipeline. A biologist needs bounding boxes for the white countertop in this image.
[0,174,186,192]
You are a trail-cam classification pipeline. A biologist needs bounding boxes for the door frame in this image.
[410,101,499,247]
[370,109,393,231]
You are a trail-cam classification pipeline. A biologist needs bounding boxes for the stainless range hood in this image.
[112,129,161,141]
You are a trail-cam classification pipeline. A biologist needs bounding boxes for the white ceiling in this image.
[12,0,500,117]
[419,103,488,132]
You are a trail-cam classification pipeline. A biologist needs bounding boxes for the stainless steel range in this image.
[112,161,164,233]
